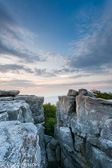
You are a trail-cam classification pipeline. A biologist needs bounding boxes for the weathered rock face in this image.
[0,100,34,123]
[0,121,41,168]
[67,89,78,96]
[0,90,20,96]
[56,96,76,128]
[75,93,112,137]
[0,91,46,168]
[36,124,46,168]
[0,94,45,124]
[14,95,44,124]
[0,112,9,121]
[55,89,112,168]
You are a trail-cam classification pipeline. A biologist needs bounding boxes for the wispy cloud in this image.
[0,64,33,74]
[1,79,111,89]
[0,63,76,77]
[68,1,112,74]
[0,3,46,63]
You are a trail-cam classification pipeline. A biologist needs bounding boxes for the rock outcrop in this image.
[0,89,112,168]
[0,90,46,168]
[55,89,112,168]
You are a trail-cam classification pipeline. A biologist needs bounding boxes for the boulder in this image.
[0,121,41,168]
[0,100,34,123]
[67,89,78,96]
[78,89,97,97]
[0,90,20,96]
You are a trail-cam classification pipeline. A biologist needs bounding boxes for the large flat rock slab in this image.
[0,90,20,96]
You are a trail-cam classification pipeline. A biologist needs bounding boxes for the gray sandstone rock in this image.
[57,96,76,126]
[75,95,112,136]
[59,127,74,152]
[36,123,46,168]
[49,138,58,151]
[0,97,14,101]
[33,113,45,124]
[0,100,34,123]
[0,90,20,96]
[14,95,44,123]
[86,145,112,168]
[67,89,78,96]
[46,143,58,168]
[44,134,53,143]
[101,119,112,141]
[0,121,41,168]
[74,135,85,155]
[56,145,61,162]
[55,89,112,168]
[0,112,9,121]
[78,89,97,97]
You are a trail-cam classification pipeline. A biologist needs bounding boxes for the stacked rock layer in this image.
[0,90,46,168]
[55,89,112,168]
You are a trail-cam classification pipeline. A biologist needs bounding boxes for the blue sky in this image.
[0,0,112,99]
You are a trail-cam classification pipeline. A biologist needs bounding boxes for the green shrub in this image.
[91,89,112,99]
[43,103,57,136]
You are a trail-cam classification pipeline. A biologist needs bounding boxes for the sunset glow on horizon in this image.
[0,0,112,99]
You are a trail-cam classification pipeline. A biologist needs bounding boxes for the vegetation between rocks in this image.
[43,103,57,136]
[91,89,112,99]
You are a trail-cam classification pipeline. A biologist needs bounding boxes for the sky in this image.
[0,0,112,103]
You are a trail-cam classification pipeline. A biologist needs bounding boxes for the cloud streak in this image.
[0,64,33,74]
[0,79,112,89]
[0,63,76,77]
[0,3,46,63]
[68,1,112,74]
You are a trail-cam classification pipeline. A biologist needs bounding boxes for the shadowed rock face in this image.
[55,89,112,168]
